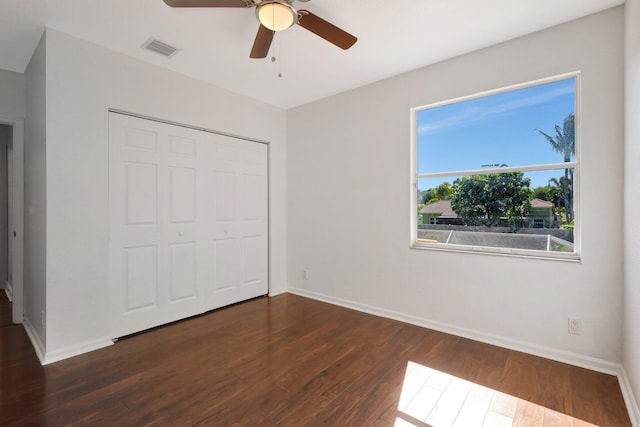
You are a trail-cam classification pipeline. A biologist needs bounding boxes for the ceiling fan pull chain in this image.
[270,30,283,78]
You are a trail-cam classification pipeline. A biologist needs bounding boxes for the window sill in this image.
[411,242,581,263]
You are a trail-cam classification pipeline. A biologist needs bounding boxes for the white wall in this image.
[288,8,624,367]
[41,29,287,361]
[24,34,47,351]
[624,0,640,420]
[0,68,26,122]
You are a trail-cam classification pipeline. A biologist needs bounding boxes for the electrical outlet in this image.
[568,318,581,335]
[302,269,309,280]
[40,310,45,329]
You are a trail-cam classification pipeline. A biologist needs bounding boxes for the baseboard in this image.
[22,316,45,364]
[4,281,13,302]
[619,368,640,426]
[268,286,287,297]
[43,337,113,365]
[23,314,114,365]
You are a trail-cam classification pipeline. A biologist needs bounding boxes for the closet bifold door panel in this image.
[109,113,268,338]
[207,132,268,310]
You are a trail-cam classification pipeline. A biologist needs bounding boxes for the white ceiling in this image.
[0,0,624,109]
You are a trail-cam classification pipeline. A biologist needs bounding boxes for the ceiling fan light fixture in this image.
[257,1,297,32]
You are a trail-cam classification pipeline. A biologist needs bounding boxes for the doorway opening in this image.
[0,121,24,324]
[1,124,11,304]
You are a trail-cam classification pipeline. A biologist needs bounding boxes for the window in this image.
[411,74,579,259]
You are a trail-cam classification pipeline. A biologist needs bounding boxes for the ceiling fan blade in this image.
[163,0,252,7]
[297,10,357,50]
[250,25,274,58]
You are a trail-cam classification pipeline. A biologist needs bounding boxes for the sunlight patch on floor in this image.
[395,361,598,427]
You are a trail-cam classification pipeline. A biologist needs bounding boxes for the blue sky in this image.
[417,77,575,191]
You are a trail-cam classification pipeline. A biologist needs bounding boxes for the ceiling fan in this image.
[162,0,357,58]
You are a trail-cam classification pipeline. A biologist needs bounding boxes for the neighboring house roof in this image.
[420,200,458,218]
[421,198,553,219]
[530,198,554,208]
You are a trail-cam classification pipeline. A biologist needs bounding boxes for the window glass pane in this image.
[417,169,574,253]
[417,78,576,174]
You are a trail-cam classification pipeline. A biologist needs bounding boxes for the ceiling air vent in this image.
[142,37,180,58]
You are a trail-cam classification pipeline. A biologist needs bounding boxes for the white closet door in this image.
[109,113,268,338]
[206,133,268,309]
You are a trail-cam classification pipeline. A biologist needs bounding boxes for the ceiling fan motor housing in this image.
[256,1,298,31]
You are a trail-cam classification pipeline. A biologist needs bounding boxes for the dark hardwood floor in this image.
[0,291,631,426]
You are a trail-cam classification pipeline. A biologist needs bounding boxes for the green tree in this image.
[417,190,427,205]
[547,177,571,206]
[421,189,435,204]
[421,182,454,204]
[537,113,575,221]
[532,180,568,208]
[433,182,454,201]
[451,173,532,226]
[532,185,555,202]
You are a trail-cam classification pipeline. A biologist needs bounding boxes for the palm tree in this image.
[548,176,572,221]
[433,182,454,201]
[537,113,575,221]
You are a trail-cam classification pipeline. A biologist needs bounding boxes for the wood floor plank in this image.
[513,398,546,426]
[0,293,632,426]
[452,383,494,427]
[266,341,383,424]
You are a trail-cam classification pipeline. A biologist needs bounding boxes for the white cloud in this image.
[418,83,574,135]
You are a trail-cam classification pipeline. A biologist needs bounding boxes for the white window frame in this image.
[410,72,581,261]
